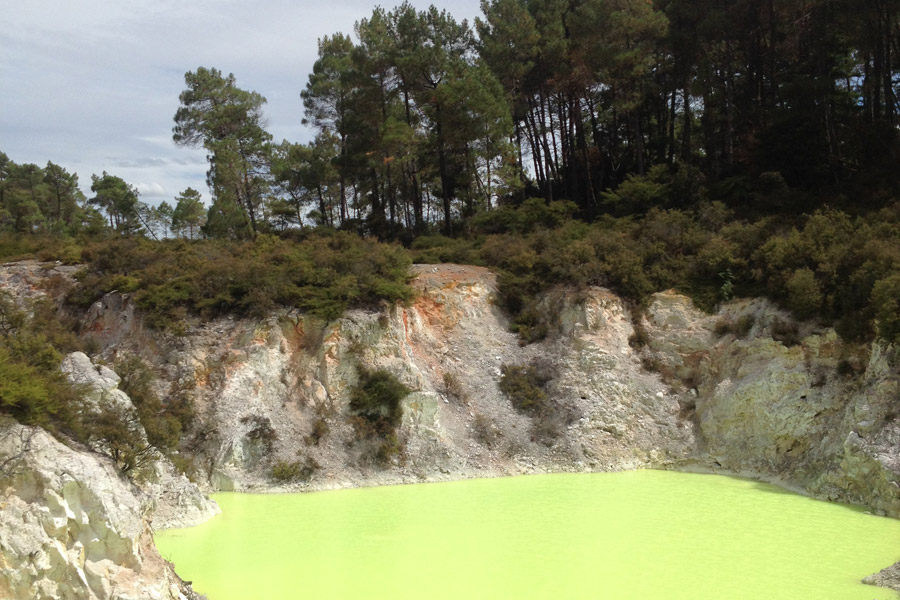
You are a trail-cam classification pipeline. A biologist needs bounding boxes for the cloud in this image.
[113,157,169,169]
[135,182,168,198]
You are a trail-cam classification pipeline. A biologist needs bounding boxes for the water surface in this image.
[156,471,900,599]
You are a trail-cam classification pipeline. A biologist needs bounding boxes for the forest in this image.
[2,0,900,348]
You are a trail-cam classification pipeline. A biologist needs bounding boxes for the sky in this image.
[1,0,483,205]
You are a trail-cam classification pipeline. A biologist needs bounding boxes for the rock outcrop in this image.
[75,264,898,521]
[87,265,694,493]
[641,292,900,518]
[60,352,220,529]
[0,423,197,600]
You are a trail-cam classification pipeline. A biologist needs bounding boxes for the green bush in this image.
[0,292,84,431]
[241,415,277,455]
[348,367,411,435]
[771,318,801,347]
[871,274,900,342]
[408,235,481,265]
[734,314,756,337]
[86,399,157,477]
[70,232,414,330]
[373,433,403,466]
[442,372,466,402]
[0,234,86,264]
[347,367,411,468]
[785,268,823,320]
[469,198,578,235]
[115,355,195,455]
[498,361,570,444]
[499,364,551,416]
[304,417,329,446]
[271,456,320,483]
[472,412,501,448]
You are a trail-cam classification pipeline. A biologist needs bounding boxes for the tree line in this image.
[172,0,900,240]
[3,0,899,240]
[0,154,206,239]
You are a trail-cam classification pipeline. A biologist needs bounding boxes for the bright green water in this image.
[156,471,900,600]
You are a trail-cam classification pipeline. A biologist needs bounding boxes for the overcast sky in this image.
[1,0,483,205]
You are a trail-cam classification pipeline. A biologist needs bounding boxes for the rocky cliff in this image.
[0,421,204,600]
[85,264,695,493]
[2,260,899,596]
[81,264,898,519]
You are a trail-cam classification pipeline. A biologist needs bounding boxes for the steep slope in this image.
[642,292,900,517]
[76,263,900,518]
[85,264,694,492]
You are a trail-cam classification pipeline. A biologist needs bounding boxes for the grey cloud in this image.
[112,157,170,169]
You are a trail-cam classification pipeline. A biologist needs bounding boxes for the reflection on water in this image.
[156,471,900,600]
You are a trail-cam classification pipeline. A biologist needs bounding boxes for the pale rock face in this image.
[119,265,696,493]
[77,266,900,523]
[59,352,220,529]
[643,293,900,518]
[62,352,132,411]
[0,424,191,600]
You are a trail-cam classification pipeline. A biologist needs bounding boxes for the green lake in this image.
[155,470,900,599]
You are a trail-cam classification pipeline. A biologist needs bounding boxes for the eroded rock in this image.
[0,423,194,600]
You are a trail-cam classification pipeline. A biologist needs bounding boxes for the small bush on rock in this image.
[271,455,320,483]
[241,415,277,455]
[348,367,411,468]
[472,412,502,448]
[442,372,467,403]
[499,361,569,444]
[348,367,411,434]
[499,364,552,416]
[304,417,329,447]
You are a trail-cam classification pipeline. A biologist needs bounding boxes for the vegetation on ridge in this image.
[67,232,413,331]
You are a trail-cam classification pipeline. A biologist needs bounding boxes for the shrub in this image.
[714,314,755,338]
[304,417,329,446]
[408,235,480,265]
[69,233,414,331]
[472,413,502,448]
[734,314,756,337]
[87,399,157,477]
[600,170,668,215]
[0,293,84,431]
[785,268,823,320]
[499,363,552,416]
[628,319,650,348]
[871,274,900,343]
[374,433,404,466]
[348,367,411,435]
[771,318,801,347]
[241,415,277,455]
[469,198,578,235]
[0,234,85,264]
[115,356,195,455]
[271,456,320,483]
[442,372,466,403]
